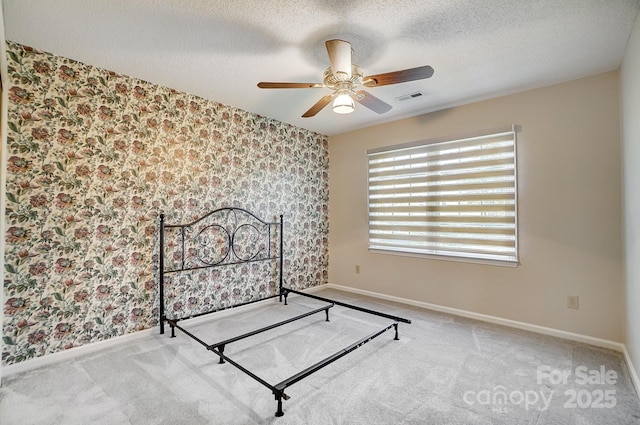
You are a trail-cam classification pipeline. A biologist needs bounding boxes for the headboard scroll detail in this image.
[160,207,281,274]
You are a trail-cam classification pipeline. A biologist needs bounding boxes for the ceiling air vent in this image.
[397,91,425,101]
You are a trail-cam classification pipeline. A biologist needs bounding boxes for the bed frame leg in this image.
[170,324,176,338]
[283,291,288,306]
[275,396,284,417]
[325,307,330,322]
[393,323,399,340]
[218,345,225,364]
[274,391,288,417]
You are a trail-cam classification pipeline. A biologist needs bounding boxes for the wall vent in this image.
[397,91,424,101]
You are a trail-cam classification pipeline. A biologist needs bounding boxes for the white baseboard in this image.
[325,283,624,351]
[1,327,154,379]
[325,283,640,399]
[623,345,640,399]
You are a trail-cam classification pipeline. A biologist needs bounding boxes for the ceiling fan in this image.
[257,39,434,118]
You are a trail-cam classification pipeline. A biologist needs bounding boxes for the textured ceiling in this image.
[3,0,640,136]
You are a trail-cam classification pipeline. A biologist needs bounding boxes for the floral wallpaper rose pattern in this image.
[3,41,329,365]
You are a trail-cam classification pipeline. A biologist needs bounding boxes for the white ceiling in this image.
[3,0,640,136]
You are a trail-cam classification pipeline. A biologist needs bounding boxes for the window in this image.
[367,126,518,265]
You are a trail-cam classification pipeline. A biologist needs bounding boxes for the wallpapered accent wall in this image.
[2,41,329,365]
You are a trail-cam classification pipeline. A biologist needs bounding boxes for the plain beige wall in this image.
[329,71,623,342]
[622,12,640,378]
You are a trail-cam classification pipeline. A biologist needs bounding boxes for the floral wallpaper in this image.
[2,41,329,365]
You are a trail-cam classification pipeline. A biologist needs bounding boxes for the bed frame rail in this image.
[282,288,411,324]
[272,321,398,416]
[210,303,334,364]
[173,313,401,417]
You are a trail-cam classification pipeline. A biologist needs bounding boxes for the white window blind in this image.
[367,126,518,264]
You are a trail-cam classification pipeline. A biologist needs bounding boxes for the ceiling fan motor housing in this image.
[323,65,363,91]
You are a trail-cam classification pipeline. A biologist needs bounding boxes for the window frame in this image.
[366,125,519,267]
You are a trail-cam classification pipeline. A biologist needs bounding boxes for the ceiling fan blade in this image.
[362,65,434,87]
[302,94,334,118]
[355,90,392,114]
[258,82,324,89]
[325,39,352,79]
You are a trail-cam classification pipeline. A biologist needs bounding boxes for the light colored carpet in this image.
[1,288,639,424]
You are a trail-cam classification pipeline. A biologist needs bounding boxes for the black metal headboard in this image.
[158,207,283,333]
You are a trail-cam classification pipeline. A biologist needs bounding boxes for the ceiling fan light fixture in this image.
[332,93,355,114]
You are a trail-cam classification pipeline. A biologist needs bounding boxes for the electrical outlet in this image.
[355,265,360,274]
[567,295,579,310]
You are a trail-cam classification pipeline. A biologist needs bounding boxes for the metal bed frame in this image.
[158,207,411,417]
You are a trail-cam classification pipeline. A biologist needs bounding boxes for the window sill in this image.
[368,248,520,268]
